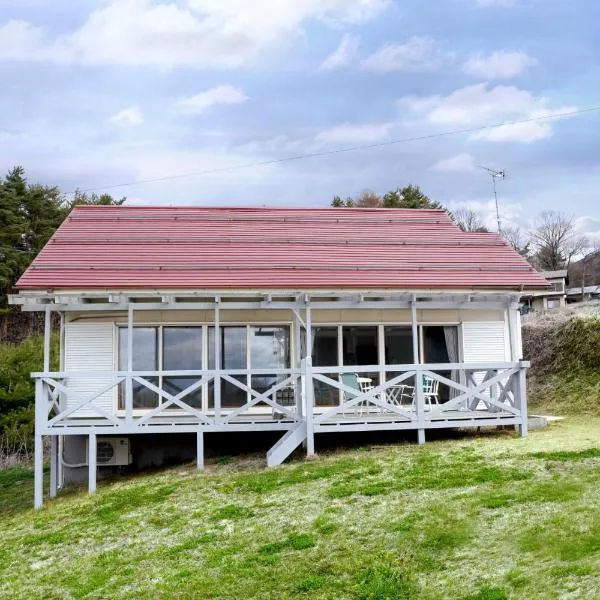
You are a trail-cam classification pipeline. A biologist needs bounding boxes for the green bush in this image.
[0,335,58,452]
[525,315,600,415]
[554,317,600,372]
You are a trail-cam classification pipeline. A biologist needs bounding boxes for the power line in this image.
[73,104,600,194]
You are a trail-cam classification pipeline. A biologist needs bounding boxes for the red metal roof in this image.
[16,206,548,291]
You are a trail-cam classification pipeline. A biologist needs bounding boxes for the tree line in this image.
[0,167,124,310]
[331,185,597,276]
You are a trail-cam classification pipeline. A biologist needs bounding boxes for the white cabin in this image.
[10,206,547,508]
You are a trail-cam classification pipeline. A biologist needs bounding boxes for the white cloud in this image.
[574,216,600,246]
[0,0,388,68]
[361,36,452,72]
[320,34,360,71]
[400,83,576,143]
[176,85,248,114]
[108,105,144,126]
[238,134,304,154]
[463,50,537,79]
[0,20,45,59]
[432,153,476,172]
[315,122,392,144]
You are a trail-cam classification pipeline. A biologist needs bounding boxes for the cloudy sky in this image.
[0,0,599,238]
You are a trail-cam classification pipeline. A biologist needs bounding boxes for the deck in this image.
[32,360,529,509]
[48,407,520,434]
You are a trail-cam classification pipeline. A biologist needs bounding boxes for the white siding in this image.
[64,322,115,415]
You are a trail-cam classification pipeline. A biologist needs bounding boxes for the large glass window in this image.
[342,326,379,387]
[250,326,290,400]
[384,326,415,390]
[208,326,247,408]
[312,327,339,406]
[118,327,159,409]
[384,326,414,365]
[163,327,203,408]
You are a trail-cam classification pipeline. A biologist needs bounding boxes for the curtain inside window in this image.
[443,326,459,399]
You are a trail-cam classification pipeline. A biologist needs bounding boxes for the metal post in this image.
[34,378,44,509]
[492,175,502,235]
[49,436,58,498]
[214,300,221,424]
[88,433,97,494]
[196,431,204,470]
[43,306,51,373]
[126,303,134,423]
[305,301,315,456]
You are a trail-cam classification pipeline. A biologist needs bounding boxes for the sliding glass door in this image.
[422,325,459,402]
[163,327,203,408]
[118,327,159,409]
[119,324,290,412]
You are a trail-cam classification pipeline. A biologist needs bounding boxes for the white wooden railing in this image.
[32,361,529,434]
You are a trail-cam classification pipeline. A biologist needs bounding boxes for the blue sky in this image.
[0,0,599,240]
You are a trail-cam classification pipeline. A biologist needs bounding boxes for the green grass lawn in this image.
[1,419,600,599]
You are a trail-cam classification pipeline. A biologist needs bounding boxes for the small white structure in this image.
[9,206,548,508]
[521,269,568,312]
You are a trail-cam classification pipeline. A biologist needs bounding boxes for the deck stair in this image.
[267,422,307,467]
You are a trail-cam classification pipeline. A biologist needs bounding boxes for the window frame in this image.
[116,322,293,414]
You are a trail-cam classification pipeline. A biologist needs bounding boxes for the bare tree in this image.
[578,242,600,301]
[501,224,531,259]
[354,189,382,208]
[453,208,489,232]
[530,211,588,271]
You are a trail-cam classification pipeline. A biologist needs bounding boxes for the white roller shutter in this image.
[462,321,508,408]
[64,322,115,416]
[462,321,507,362]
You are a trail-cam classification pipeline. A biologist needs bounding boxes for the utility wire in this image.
[73,104,600,194]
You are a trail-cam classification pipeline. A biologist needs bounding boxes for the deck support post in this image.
[126,303,134,423]
[43,306,51,373]
[196,431,204,470]
[49,435,58,498]
[305,300,315,456]
[518,366,528,438]
[410,299,419,366]
[34,433,43,509]
[34,378,44,509]
[294,310,304,421]
[88,433,97,495]
[214,299,221,425]
[411,300,426,445]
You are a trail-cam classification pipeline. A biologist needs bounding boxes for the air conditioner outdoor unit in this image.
[86,437,132,466]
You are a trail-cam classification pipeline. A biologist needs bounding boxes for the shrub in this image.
[0,335,58,460]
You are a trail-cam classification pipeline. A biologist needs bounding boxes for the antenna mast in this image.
[480,166,506,234]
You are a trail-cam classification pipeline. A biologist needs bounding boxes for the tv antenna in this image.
[480,166,506,234]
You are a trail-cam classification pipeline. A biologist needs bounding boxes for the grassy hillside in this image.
[524,314,600,416]
[1,419,600,599]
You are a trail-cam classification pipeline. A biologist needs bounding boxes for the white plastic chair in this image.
[422,376,440,406]
[341,373,374,416]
